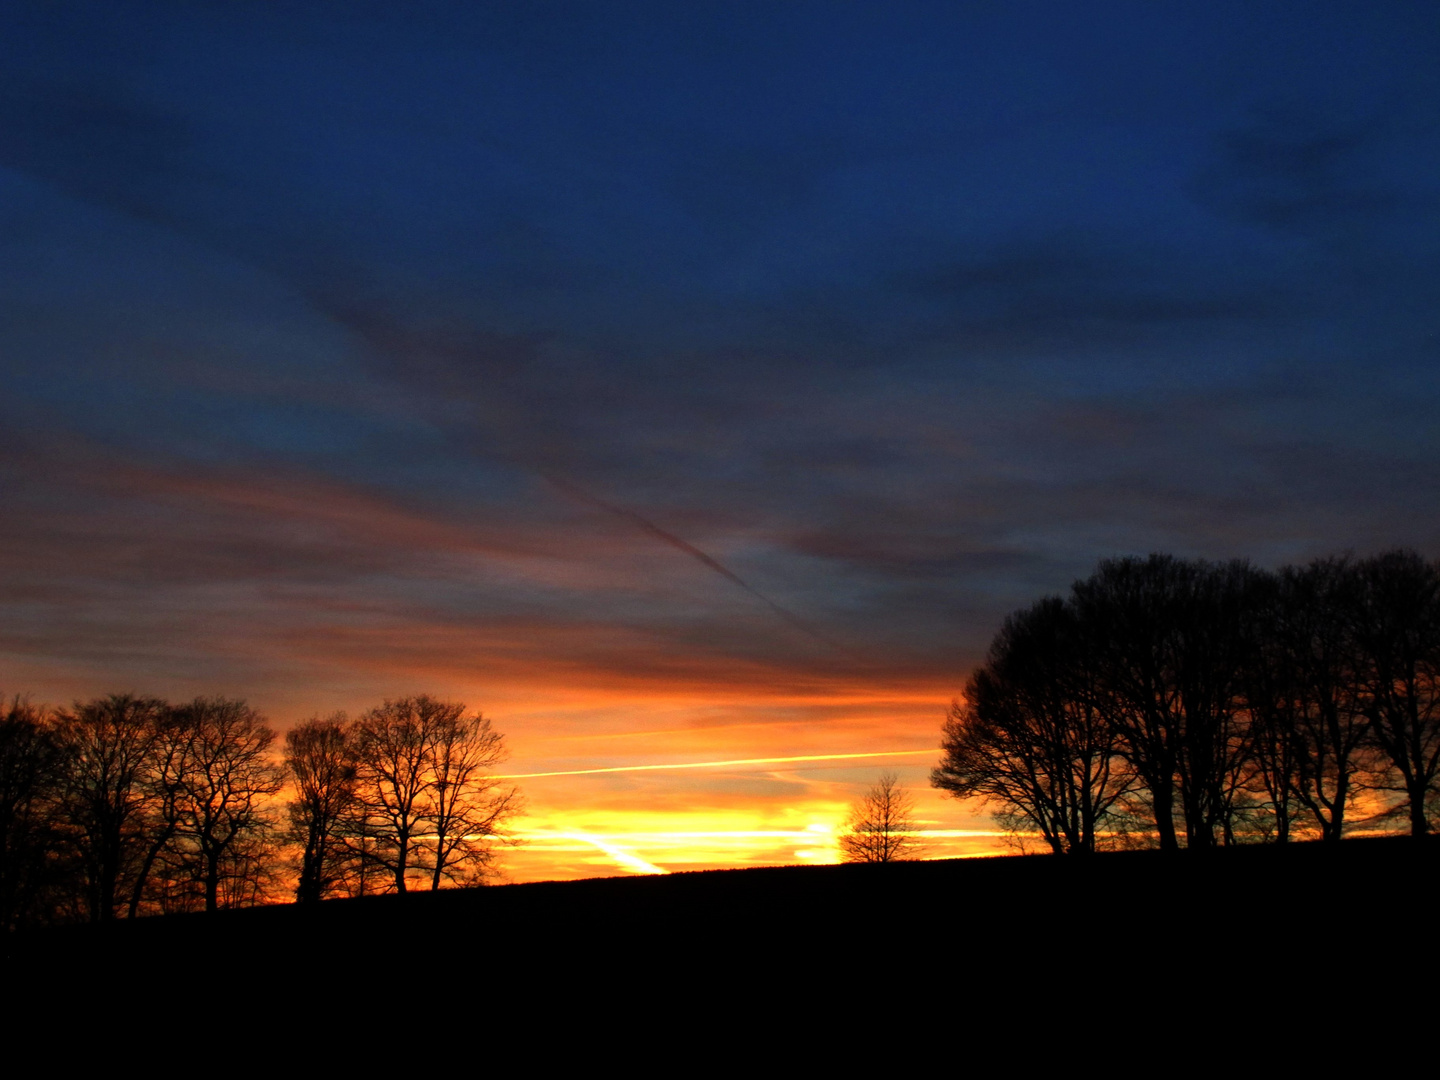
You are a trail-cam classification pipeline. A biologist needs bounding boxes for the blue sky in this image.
[2,2,1439,741]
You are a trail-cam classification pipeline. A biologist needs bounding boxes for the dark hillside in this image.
[11,837,1435,1007]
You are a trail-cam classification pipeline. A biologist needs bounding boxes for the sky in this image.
[3,2,1439,881]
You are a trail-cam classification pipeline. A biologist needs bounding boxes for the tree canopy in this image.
[935,550,1440,850]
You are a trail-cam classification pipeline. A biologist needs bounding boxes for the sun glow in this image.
[558,833,671,875]
[513,823,847,877]
[478,724,1008,882]
[504,796,1010,880]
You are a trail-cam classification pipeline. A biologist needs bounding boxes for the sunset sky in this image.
[3,3,1439,881]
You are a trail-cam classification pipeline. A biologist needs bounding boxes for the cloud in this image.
[1193,107,1408,234]
[5,3,1440,882]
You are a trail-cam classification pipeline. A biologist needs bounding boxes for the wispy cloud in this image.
[496,748,936,779]
[4,4,1440,884]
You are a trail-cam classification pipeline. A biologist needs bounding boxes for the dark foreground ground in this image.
[7,837,1436,1026]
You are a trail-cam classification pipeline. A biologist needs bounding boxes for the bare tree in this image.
[1349,550,1440,834]
[54,694,168,921]
[0,696,62,929]
[839,772,921,863]
[349,697,435,893]
[1071,556,1258,849]
[348,695,519,893]
[933,598,1132,854]
[166,697,285,912]
[424,709,519,889]
[284,713,357,903]
[126,706,192,917]
[1246,558,1373,842]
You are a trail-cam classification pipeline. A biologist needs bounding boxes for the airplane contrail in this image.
[494,748,935,780]
[3,166,847,668]
[565,832,670,875]
[541,473,864,661]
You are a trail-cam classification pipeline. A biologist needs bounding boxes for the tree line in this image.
[0,692,518,930]
[932,550,1440,853]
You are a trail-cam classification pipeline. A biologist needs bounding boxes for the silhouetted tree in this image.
[1072,556,1258,849]
[1068,558,1185,850]
[423,708,518,889]
[284,712,357,903]
[941,549,1440,850]
[54,694,168,921]
[349,697,434,893]
[165,697,284,912]
[1247,559,1371,842]
[347,694,518,892]
[933,597,1132,854]
[1240,569,1301,842]
[126,706,193,917]
[839,772,921,862]
[1349,550,1440,835]
[0,697,62,929]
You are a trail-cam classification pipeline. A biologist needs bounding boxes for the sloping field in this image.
[10,836,1434,1016]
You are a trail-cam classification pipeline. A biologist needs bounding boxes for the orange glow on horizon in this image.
[494,748,938,779]
[3,448,998,888]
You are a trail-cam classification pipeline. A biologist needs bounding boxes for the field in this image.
[12,836,1435,1009]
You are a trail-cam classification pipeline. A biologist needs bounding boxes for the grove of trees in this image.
[6,547,1436,928]
[0,691,519,930]
[933,550,1440,853]
[288,696,519,899]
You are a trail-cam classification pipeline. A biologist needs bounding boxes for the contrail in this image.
[494,748,935,780]
[565,832,669,875]
[5,165,849,665]
[33,186,854,669]
[542,473,863,661]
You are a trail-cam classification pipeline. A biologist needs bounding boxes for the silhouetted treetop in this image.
[840,771,921,863]
[937,549,1440,850]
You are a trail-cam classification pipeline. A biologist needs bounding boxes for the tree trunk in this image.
[394,834,409,893]
[297,838,321,903]
[1153,783,1179,852]
[96,867,117,922]
[1323,773,1346,842]
[431,833,445,891]
[129,824,177,918]
[1409,794,1429,836]
[205,855,220,912]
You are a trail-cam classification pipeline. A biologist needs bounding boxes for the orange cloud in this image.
[0,442,1001,885]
